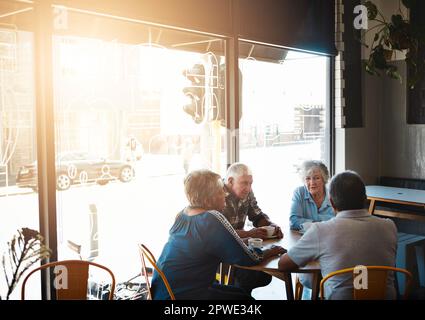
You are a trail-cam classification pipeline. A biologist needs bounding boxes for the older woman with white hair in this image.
[289,160,334,231]
[289,160,335,300]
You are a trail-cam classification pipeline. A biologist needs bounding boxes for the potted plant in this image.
[361,0,425,88]
[1,228,51,300]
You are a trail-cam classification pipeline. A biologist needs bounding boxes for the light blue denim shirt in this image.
[289,185,334,230]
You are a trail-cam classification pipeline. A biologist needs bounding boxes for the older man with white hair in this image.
[221,162,284,294]
[223,162,283,239]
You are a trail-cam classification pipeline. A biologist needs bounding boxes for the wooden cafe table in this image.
[235,225,321,300]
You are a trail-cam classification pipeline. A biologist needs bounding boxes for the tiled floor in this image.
[252,274,308,300]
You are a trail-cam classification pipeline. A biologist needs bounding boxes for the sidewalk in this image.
[0,185,34,197]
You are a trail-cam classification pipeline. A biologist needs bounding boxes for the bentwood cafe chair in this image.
[21,260,116,300]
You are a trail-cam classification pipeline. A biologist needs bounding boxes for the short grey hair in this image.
[299,160,330,184]
[329,170,366,211]
[225,163,252,183]
[184,170,223,208]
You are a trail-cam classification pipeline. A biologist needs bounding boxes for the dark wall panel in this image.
[407,1,425,124]
[56,0,337,55]
[56,0,234,36]
[343,0,363,128]
[237,0,336,55]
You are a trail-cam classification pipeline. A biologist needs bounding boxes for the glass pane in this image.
[239,41,330,227]
[53,8,227,292]
[0,0,40,299]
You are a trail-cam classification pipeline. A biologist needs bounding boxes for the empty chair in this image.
[138,244,175,300]
[319,266,413,300]
[21,260,115,300]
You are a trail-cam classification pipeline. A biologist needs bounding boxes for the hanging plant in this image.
[361,0,425,88]
[1,228,51,300]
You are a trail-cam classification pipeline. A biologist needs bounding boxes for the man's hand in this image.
[247,227,268,239]
[263,245,286,260]
[237,224,283,239]
[269,223,284,239]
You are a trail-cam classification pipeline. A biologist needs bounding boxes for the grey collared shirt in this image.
[288,209,397,300]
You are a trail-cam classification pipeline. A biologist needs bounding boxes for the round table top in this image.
[238,225,320,273]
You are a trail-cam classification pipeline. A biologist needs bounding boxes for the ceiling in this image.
[0,0,290,64]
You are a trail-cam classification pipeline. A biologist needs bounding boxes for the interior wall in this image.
[364,0,424,180]
[344,70,382,184]
[336,69,382,184]
[337,0,424,183]
[381,62,425,179]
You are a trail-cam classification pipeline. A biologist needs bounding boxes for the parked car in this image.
[16,151,135,191]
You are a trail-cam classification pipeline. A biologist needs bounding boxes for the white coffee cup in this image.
[248,238,263,249]
[261,225,276,238]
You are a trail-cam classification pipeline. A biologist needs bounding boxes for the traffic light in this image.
[182,62,241,127]
[211,64,225,126]
[211,64,242,128]
[182,63,205,124]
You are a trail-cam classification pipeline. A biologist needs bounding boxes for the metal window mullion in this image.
[329,56,336,176]
[225,0,240,168]
[225,37,240,167]
[34,0,58,300]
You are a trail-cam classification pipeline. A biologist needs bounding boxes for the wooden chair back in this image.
[320,265,413,300]
[138,244,175,300]
[21,260,115,300]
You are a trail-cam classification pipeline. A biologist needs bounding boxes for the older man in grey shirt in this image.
[278,171,397,300]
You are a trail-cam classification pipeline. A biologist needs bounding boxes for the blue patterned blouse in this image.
[151,209,262,300]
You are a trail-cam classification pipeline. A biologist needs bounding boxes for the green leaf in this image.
[391,14,404,28]
[374,33,379,42]
[386,66,402,82]
[371,46,389,69]
[364,61,380,76]
[365,1,378,20]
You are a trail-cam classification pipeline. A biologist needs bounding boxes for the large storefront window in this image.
[0,0,40,299]
[1,2,334,300]
[51,9,228,286]
[239,41,331,227]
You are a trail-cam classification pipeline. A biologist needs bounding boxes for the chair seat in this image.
[396,233,425,294]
